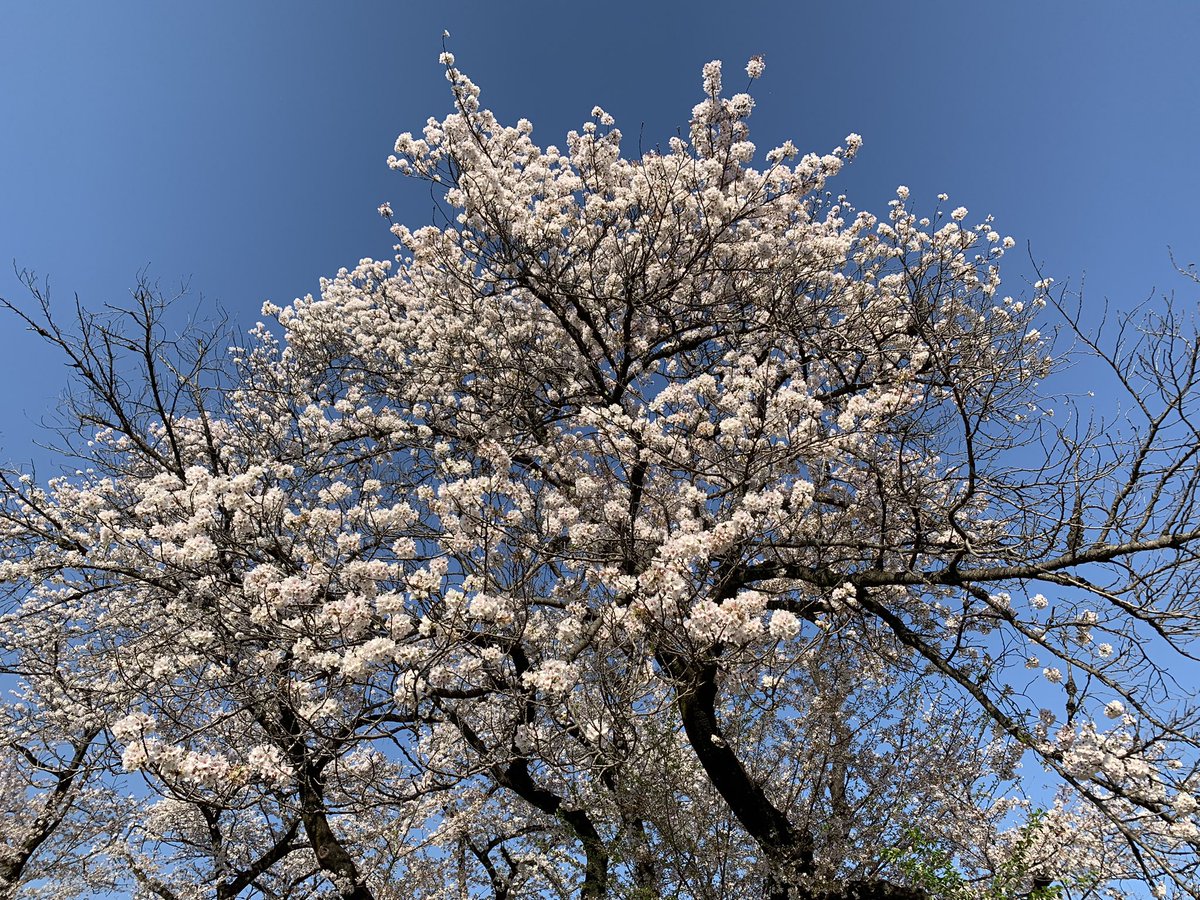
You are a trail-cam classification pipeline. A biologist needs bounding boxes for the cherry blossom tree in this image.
[2,54,1199,900]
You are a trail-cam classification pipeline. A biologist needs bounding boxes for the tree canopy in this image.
[1,55,1198,900]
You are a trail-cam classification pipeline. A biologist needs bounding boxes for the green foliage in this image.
[882,811,1088,899]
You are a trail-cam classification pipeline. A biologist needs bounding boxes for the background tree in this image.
[1,55,1198,899]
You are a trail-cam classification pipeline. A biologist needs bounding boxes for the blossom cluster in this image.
[0,53,1194,900]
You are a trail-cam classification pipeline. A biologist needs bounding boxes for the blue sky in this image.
[2,1,1198,466]
[0,7,1195,896]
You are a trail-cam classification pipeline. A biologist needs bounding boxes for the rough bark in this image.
[666,655,930,900]
[0,727,100,896]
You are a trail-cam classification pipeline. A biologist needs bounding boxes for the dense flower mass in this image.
[1,55,1199,900]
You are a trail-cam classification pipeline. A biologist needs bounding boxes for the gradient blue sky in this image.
[2,2,1198,467]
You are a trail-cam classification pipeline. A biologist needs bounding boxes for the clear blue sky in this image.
[2,1,1198,466]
